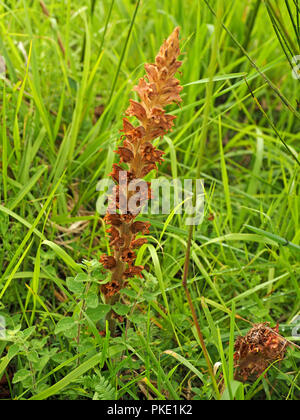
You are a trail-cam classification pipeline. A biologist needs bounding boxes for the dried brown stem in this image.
[182,229,221,399]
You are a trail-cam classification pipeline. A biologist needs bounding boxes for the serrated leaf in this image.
[51,351,73,364]
[63,325,78,339]
[86,293,98,309]
[93,270,108,281]
[55,318,75,334]
[74,273,90,283]
[21,326,36,340]
[7,344,20,359]
[13,369,31,384]
[66,277,85,296]
[27,350,39,363]
[86,304,110,322]
[120,288,137,298]
[112,302,129,316]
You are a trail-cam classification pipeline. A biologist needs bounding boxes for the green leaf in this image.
[7,344,20,359]
[74,273,90,282]
[34,354,50,371]
[55,318,75,335]
[42,240,83,273]
[221,380,244,400]
[29,353,103,400]
[112,302,130,316]
[66,277,85,296]
[86,304,110,322]
[120,288,137,298]
[22,327,36,341]
[86,294,98,309]
[13,369,32,384]
[0,344,20,379]
[27,350,39,364]
[164,350,204,382]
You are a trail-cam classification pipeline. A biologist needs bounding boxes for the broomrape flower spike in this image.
[233,323,288,382]
[100,28,183,314]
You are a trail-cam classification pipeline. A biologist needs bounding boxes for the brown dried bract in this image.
[99,255,117,270]
[234,323,288,382]
[100,280,122,299]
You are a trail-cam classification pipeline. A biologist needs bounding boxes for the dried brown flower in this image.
[130,238,148,249]
[100,27,183,305]
[123,265,144,279]
[115,146,134,163]
[130,221,151,235]
[100,280,123,299]
[234,323,288,382]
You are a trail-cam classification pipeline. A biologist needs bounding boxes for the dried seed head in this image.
[234,323,288,382]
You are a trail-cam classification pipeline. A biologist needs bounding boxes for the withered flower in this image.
[104,213,122,227]
[121,250,136,265]
[131,238,148,249]
[140,143,165,164]
[99,255,116,270]
[140,163,157,177]
[110,164,124,184]
[130,221,151,235]
[100,27,183,308]
[115,146,134,163]
[123,266,144,279]
[234,323,288,382]
[122,119,145,142]
[126,100,148,124]
[100,281,122,299]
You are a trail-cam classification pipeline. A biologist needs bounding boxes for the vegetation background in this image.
[0,0,299,400]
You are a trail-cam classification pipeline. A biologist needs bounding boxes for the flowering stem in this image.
[100,28,183,335]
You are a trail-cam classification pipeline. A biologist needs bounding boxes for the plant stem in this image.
[182,0,223,400]
[105,294,119,337]
[76,278,91,365]
[182,240,221,399]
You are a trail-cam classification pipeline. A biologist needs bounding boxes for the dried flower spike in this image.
[100,28,183,307]
[234,323,288,382]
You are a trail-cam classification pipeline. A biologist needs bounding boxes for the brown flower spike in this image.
[234,323,288,382]
[100,28,183,304]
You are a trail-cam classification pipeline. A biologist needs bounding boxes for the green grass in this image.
[0,0,299,400]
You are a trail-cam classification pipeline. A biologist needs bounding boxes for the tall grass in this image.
[0,0,299,400]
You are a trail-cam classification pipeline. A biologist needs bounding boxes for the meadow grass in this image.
[0,0,299,400]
